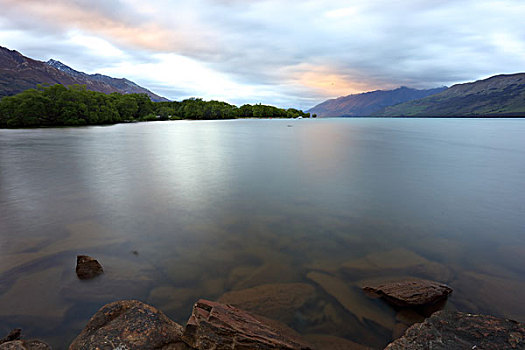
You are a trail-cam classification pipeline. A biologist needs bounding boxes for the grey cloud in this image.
[1,0,525,109]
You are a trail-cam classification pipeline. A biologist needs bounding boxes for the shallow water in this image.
[1,118,524,348]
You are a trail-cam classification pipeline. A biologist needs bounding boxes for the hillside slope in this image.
[0,46,168,102]
[379,73,525,116]
[308,86,446,117]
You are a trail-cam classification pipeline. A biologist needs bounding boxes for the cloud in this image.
[0,0,189,51]
[1,0,525,109]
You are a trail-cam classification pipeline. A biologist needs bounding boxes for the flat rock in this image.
[0,340,51,350]
[76,255,103,280]
[385,310,525,350]
[182,299,313,349]
[218,283,316,324]
[362,279,452,307]
[69,300,186,350]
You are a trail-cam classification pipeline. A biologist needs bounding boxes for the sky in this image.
[0,0,524,110]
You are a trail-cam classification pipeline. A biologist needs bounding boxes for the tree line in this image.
[0,84,314,128]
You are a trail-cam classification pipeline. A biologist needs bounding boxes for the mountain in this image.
[0,46,168,102]
[308,86,447,117]
[379,73,525,117]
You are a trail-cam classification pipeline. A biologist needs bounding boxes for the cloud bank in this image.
[1,0,524,109]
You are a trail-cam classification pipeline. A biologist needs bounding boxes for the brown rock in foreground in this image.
[182,299,313,349]
[363,279,452,307]
[385,310,525,350]
[0,340,50,350]
[75,255,103,280]
[69,300,187,350]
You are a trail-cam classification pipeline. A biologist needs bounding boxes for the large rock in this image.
[69,300,186,350]
[218,283,316,324]
[362,279,452,307]
[76,255,103,280]
[0,340,50,350]
[385,310,525,350]
[182,299,313,349]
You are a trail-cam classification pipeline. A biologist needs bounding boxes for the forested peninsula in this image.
[0,84,312,128]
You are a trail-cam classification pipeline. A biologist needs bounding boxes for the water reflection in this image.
[0,119,524,348]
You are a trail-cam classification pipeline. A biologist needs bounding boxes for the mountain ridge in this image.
[378,73,525,116]
[0,46,168,102]
[308,86,447,117]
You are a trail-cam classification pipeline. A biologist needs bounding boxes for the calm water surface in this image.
[1,118,524,348]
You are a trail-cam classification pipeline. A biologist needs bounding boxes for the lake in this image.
[1,118,524,348]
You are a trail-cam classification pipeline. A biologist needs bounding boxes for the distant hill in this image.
[379,73,525,117]
[308,86,447,117]
[0,46,168,102]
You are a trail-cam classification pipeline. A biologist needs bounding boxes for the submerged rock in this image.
[395,309,425,325]
[307,271,395,329]
[75,255,103,280]
[362,279,452,307]
[218,283,316,324]
[182,299,313,349]
[0,340,51,350]
[452,270,525,322]
[0,267,71,324]
[342,248,453,282]
[304,334,372,350]
[147,286,196,316]
[0,221,125,276]
[64,254,158,303]
[392,323,409,340]
[385,310,525,350]
[69,300,186,350]
[228,262,302,290]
